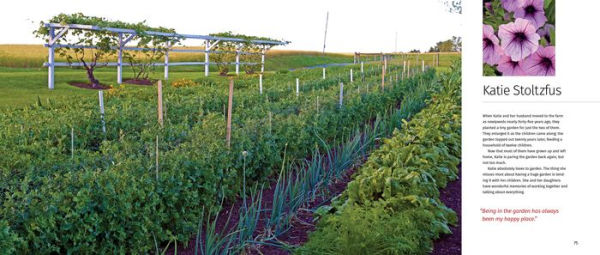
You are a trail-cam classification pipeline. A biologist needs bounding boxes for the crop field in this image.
[0,13,461,255]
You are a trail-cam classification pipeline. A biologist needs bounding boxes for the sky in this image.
[1,0,461,53]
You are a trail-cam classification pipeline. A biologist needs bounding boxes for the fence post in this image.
[164,41,170,80]
[117,33,123,84]
[157,80,164,127]
[98,91,106,133]
[260,46,266,74]
[235,44,240,75]
[204,40,210,77]
[48,27,55,90]
[226,79,234,148]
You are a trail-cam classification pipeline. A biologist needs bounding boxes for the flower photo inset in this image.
[483,0,555,76]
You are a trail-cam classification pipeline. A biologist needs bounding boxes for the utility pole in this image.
[322,11,329,55]
[395,32,398,53]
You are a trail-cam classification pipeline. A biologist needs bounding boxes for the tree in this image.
[210,32,282,75]
[35,13,178,87]
[428,37,462,52]
[124,31,178,82]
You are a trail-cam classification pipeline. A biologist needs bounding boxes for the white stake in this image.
[98,91,106,133]
[259,74,263,95]
[316,96,319,114]
[296,78,299,97]
[422,60,425,72]
[71,127,74,159]
[269,111,272,134]
[339,82,344,107]
[323,68,326,79]
[350,69,353,82]
[361,62,364,73]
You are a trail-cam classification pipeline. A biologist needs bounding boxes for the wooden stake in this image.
[226,79,234,148]
[402,60,406,80]
[157,80,164,127]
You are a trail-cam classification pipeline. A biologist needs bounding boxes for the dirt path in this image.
[431,165,462,255]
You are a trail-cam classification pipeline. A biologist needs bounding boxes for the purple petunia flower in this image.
[523,46,555,76]
[485,2,494,14]
[498,18,540,61]
[496,54,526,76]
[483,25,503,65]
[514,0,547,28]
[537,24,554,44]
[501,0,525,12]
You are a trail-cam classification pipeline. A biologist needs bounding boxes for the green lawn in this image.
[0,44,459,109]
[0,46,355,108]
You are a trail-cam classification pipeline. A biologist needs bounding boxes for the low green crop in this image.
[0,62,440,253]
[298,63,461,255]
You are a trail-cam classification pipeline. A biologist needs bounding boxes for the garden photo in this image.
[0,0,462,254]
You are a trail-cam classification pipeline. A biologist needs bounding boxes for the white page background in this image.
[463,0,600,254]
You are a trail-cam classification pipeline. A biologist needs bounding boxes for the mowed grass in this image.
[0,44,459,109]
